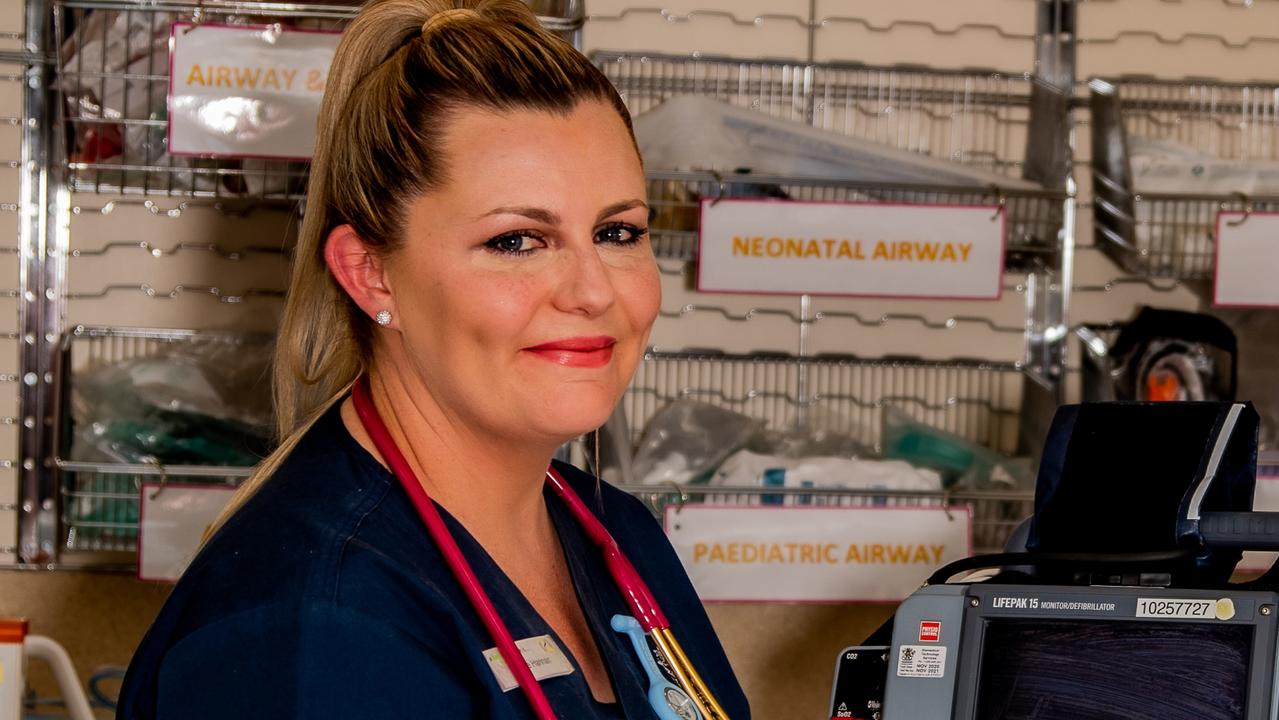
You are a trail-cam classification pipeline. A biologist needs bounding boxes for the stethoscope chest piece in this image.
[662,686,699,720]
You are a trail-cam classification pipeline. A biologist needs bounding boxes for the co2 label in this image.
[1136,598,1235,621]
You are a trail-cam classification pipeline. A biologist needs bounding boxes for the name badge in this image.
[483,635,576,692]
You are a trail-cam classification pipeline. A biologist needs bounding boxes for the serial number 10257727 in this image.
[1135,599,1215,619]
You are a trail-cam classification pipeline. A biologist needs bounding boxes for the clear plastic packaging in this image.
[881,406,1031,490]
[631,400,765,486]
[71,336,273,466]
[60,11,211,190]
[632,95,1041,189]
[746,420,875,460]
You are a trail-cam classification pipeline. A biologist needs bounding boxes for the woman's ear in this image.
[324,224,396,329]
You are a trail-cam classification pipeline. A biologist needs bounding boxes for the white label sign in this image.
[697,199,1005,299]
[896,645,947,678]
[1240,474,1279,572]
[663,506,971,603]
[139,483,235,582]
[1215,212,1279,307]
[168,23,341,159]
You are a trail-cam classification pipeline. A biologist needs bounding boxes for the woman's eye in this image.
[484,232,543,255]
[596,223,647,246]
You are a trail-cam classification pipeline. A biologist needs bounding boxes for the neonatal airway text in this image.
[731,236,974,263]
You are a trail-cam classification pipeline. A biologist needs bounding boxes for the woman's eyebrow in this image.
[478,206,560,224]
[476,199,649,225]
[595,199,648,222]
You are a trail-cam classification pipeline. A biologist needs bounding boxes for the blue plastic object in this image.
[610,614,702,720]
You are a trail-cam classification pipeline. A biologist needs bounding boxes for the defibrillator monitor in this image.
[882,583,1276,720]
[862,402,1279,719]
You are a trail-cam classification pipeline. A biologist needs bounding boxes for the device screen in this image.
[976,619,1251,720]
[830,646,888,720]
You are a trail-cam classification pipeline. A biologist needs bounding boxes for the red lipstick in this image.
[524,336,616,368]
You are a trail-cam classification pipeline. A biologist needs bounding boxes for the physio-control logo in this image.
[918,621,941,642]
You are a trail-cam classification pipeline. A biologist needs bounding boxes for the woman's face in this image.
[383,99,658,447]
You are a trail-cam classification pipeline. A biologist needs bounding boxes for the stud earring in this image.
[374,310,392,326]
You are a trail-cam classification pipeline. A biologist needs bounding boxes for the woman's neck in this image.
[341,365,560,551]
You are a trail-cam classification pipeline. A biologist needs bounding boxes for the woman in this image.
[116,1,749,718]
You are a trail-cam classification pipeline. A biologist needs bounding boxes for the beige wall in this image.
[0,572,169,702]
[709,603,895,719]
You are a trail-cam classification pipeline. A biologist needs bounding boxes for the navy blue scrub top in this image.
[116,402,750,719]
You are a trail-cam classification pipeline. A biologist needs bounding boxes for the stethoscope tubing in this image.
[351,376,558,719]
[543,469,733,719]
[351,375,730,720]
[543,467,669,631]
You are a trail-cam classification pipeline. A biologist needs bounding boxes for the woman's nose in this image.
[553,242,617,317]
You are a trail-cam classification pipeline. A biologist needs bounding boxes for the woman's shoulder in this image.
[118,406,476,718]
[150,404,436,644]
[190,407,396,585]
[118,589,477,719]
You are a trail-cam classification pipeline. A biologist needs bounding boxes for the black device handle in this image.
[1198,511,1279,550]
[926,550,1195,586]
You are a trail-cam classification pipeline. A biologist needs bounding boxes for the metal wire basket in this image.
[626,351,1026,455]
[596,51,1036,175]
[58,461,249,554]
[51,331,1032,562]
[54,325,270,556]
[601,51,1068,267]
[1090,76,1279,280]
[50,0,589,200]
[52,0,353,200]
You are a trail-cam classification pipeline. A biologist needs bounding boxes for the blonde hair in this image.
[213,0,634,528]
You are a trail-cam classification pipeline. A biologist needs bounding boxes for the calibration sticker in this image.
[896,645,947,678]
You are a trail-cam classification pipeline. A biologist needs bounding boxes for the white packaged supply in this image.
[632,95,1041,190]
[710,449,945,507]
[1122,136,1279,275]
[1129,136,1279,196]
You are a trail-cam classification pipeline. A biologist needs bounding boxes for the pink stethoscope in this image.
[351,376,730,720]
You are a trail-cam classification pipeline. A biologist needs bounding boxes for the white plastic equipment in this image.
[0,620,95,720]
